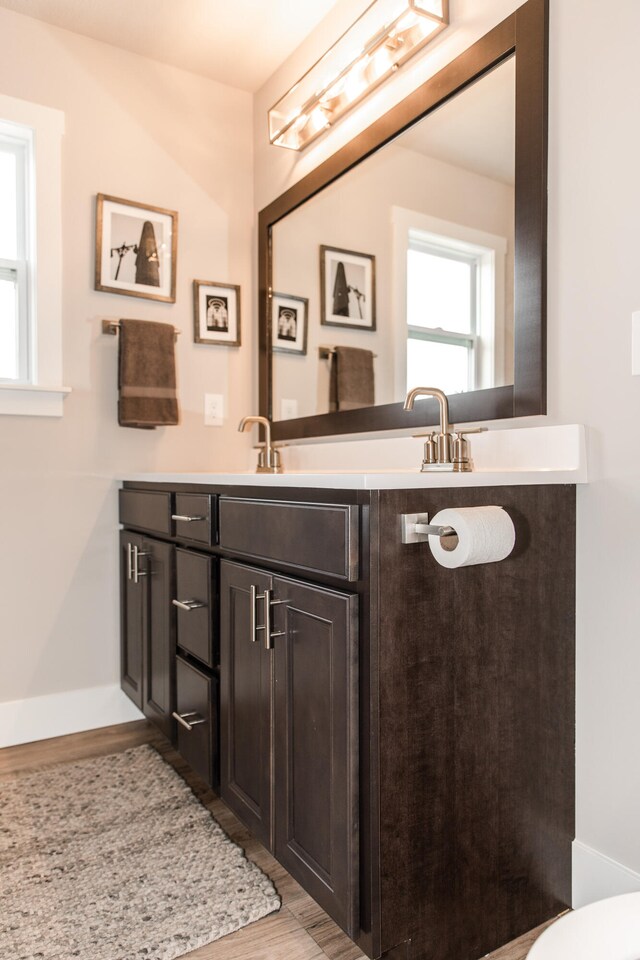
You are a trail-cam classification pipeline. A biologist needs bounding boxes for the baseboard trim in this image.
[573,840,640,908]
[0,685,144,748]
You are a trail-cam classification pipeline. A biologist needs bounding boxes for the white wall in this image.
[273,142,513,417]
[0,8,254,707]
[255,0,640,903]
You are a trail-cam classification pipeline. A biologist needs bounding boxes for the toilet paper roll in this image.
[428,506,515,569]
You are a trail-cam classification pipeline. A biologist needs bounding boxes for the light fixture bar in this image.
[268,0,449,152]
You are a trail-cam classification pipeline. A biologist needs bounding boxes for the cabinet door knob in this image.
[172,711,206,731]
[172,599,206,611]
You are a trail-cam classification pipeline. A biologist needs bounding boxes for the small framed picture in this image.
[193,280,241,346]
[320,245,376,330]
[95,194,177,302]
[272,293,308,355]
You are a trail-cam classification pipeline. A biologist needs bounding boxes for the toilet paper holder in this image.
[400,513,457,544]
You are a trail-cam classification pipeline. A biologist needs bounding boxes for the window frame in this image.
[0,129,32,384]
[0,95,68,417]
[392,206,509,401]
[406,238,480,393]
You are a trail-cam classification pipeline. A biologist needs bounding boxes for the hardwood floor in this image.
[0,721,558,960]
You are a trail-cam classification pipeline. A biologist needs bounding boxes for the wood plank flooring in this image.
[0,721,558,960]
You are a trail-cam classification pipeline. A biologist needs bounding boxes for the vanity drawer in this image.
[119,489,172,536]
[173,494,216,545]
[218,498,359,581]
[175,656,218,789]
[174,549,216,668]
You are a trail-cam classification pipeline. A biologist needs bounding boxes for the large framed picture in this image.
[272,293,308,355]
[320,245,376,330]
[95,194,177,302]
[193,280,241,346]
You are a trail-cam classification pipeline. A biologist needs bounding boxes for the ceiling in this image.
[0,0,342,92]
[401,57,516,186]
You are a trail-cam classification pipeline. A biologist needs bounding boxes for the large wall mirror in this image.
[259,0,548,442]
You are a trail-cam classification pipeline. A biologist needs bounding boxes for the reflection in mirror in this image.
[271,56,515,422]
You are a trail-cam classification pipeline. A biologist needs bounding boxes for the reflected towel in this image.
[118,318,179,428]
[329,346,375,412]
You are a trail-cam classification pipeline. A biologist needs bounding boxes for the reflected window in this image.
[404,222,506,396]
[406,240,479,395]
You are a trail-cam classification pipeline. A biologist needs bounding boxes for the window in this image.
[406,239,480,396]
[0,125,32,383]
[0,95,67,417]
[392,207,509,401]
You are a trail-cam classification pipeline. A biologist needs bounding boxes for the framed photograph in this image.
[193,280,241,346]
[272,293,308,355]
[320,245,376,330]
[95,194,177,302]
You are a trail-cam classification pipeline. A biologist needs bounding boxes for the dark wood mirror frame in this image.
[259,0,548,442]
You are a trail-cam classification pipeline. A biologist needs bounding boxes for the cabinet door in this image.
[142,537,175,739]
[220,561,273,848]
[273,576,359,938]
[120,531,144,710]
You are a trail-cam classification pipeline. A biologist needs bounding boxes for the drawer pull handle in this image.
[250,584,263,643]
[264,590,288,650]
[126,542,134,581]
[132,545,149,584]
[172,514,206,522]
[250,587,289,648]
[172,711,206,731]
[172,599,206,611]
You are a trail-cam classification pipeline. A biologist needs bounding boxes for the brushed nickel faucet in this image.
[238,415,283,474]
[403,387,483,472]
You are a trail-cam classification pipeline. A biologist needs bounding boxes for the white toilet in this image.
[527,892,640,959]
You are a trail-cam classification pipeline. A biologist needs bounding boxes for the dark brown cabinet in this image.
[120,531,175,739]
[220,559,359,937]
[120,480,576,960]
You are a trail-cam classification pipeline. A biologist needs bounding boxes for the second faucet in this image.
[238,415,283,474]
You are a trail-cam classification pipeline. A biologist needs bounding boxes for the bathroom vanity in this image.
[119,472,575,960]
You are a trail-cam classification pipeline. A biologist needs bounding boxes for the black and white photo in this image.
[272,293,308,355]
[95,194,177,302]
[320,245,376,330]
[206,295,229,333]
[194,280,241,346]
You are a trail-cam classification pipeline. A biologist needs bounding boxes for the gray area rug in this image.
[0,744,280,960]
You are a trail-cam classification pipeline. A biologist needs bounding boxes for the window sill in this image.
[0,383,71,417]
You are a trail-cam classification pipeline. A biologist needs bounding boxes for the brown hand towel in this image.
[118,318,179,428]
[329,346,375,412]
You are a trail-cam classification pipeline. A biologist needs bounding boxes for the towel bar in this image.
[102,319,180,341]
[319,345,377,359]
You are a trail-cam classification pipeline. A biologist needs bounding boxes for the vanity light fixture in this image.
[268,0,449,151]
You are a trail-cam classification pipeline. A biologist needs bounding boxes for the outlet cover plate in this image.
[204,393,224,426]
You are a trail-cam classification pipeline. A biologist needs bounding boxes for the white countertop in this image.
[122,466,584,490]
[122,425,588,489]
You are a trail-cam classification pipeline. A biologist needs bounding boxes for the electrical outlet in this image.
[281,398,298,419]
[204,393,224,426]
